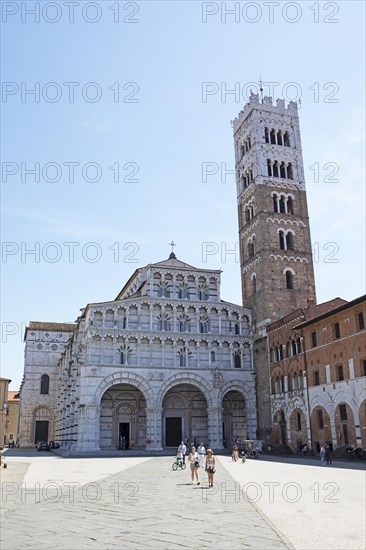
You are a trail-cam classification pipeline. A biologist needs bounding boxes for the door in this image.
[342,424,349,445]
[35,420,49,443]
[119,423,130,449]
[166,417,182,447]
[280,421,287,446]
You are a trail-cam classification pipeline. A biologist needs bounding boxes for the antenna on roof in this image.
[259,75,264,102]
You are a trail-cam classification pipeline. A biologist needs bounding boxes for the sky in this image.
[1,0,365,390]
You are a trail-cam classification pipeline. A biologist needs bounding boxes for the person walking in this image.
[197,442,206,468]
[232,442,239,462]
[188,446,200,485]
[180,441,187,463]
[320,443,326,465]
[325,443,332,465]
[205,449,216,487]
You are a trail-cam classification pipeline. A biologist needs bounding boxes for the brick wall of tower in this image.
[239,184,316,325]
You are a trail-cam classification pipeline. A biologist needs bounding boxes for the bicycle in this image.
[172,457,186,470]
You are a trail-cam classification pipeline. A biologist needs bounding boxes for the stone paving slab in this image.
[1,456,291,550]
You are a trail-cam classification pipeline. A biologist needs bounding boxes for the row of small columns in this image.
[88,339,251,369]
[91,307,250,333]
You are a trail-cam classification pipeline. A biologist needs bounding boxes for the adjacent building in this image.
[268,295,366,451]
[4,391,20,446]
[0,377,11,447]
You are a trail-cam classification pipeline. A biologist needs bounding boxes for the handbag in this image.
[194,460,200,467]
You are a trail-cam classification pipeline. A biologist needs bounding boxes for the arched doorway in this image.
[310,406,332,453]
[33,406,54,444]
[334,402,356,447]
[99,384,146,449]
[289,409,307,449]
[222,390,246,447]
[359,400,366,448]
[162,384,208,447]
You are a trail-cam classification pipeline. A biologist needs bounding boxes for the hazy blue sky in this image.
[1,0,365,389]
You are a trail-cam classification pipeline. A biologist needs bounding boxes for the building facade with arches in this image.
[18,255,256,452]
[268,295,366,452]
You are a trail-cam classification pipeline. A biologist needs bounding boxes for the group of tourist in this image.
[177,441,216,487]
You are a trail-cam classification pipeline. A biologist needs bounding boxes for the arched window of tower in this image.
[287,196,294,214]
[251,273,257,295]
[284,131,291,147]
[286,231,294,251]
[285,270,294,290]
[280,162,286,179]
[265,127,269,143]
[279,195,286,213]
[267,159,272,177]
[270,129,276,144]
[279,230,286,250]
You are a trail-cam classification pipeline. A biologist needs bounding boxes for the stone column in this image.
[137,338,141,366]
[149,305,153,330]
[246,402,257,440]
[353,405,362,445]
[172,305,177,333]
[325,364,331,384]
[348,358,355,379]
[303,373,312,446]
[207,406,223,449]
[146,406,163,451]
[329,412,337,447]
[75,404,102,452]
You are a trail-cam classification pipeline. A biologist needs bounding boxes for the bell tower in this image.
[233,93,316,439]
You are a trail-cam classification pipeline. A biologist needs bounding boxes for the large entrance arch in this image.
[162,384,208,447]
[222,390,246,447]
[99,384,146,449]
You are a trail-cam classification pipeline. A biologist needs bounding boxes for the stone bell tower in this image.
[233,93,316,439]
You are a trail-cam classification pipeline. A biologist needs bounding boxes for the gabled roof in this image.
[150,254,197,270]
[115,253,221,301]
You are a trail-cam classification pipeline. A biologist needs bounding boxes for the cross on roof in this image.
[169,241,176,253]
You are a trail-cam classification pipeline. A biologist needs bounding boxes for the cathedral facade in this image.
[18,254,256,452]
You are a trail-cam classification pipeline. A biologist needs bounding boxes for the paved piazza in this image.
[1,451,365,549]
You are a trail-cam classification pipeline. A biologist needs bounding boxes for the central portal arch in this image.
[99,383,146,449]
[162,384,208,448]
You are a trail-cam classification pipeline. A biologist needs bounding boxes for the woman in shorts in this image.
[188,446,200,485]
[205,449,216,487]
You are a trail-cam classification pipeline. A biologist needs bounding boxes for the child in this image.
[176,448,183,465]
